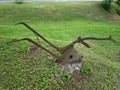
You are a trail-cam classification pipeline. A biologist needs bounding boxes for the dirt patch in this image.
[72,71,90,82]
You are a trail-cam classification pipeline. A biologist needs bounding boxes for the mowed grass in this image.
[0,2,120,90]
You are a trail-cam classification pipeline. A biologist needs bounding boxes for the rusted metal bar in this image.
[63,36,116,50]
[17,22,59,51]
[11,38,57,58]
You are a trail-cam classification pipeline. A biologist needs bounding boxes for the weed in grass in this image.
[80,63,91,75]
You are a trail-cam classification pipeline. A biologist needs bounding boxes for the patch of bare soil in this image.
[72,71,90,82]
[104,10,120,23]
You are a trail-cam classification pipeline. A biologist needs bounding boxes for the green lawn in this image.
[0,2,120,90]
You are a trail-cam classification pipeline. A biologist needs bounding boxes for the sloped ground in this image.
[0,2,120,90]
